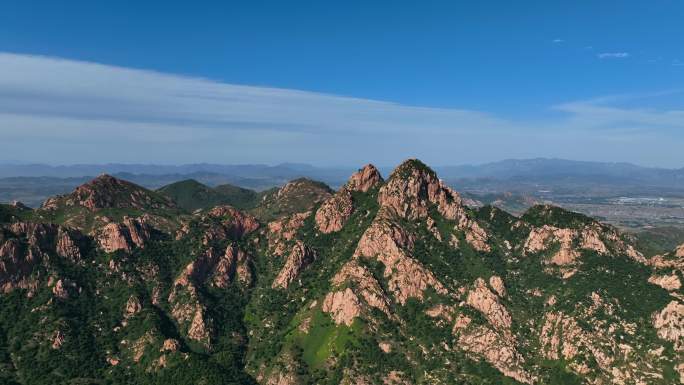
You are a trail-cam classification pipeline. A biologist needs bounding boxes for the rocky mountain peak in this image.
[253,178,332,221]
[387,158,437,181]
[345,163,384,192]
[379,158,463,220]
[314,164,383,234]
[41,174,175,212]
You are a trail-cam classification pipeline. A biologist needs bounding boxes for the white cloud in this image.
[597,52,630,59]
[553,39,564,43]
[0,52,682,167]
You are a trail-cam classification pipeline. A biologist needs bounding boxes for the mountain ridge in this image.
[0,159,683,385]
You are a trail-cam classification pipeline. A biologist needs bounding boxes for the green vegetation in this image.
[634,226,684,256]
[249,178,333,221]
[157,179,258,211]
[522,204,595,229]
[1,168,682,385]
[0,203,30,223]
[390,158,437,180]
[213,183,259,208]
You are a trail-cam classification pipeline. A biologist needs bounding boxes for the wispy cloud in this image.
[552,39,564,43]
[597,52,630,59]
[0,52,682,166]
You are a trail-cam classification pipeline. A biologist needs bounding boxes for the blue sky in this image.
[0,1,683,167]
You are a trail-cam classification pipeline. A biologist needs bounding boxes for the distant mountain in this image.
[4,158,684,211]
[3,158,684,186]
[0,162,353,184]
[436,158,684,185]
[157,179,258,211]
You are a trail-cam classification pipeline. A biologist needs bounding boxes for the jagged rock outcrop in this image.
[649,274,682,291]
[96,217,152,253]
[161,338,180,352]
[346,164,384,193]
[173,244,254,291]
[0,239,27,293]
[212,244,254,288]
[456,324,534,384]
[188,305,211,342]
[176,205,259,245]
[272,241,317,289]
[168,242,254,347]
[525,226,582,266]
[323,259,392,325]
[536,291,665,385]
[315,188,353,233]
[522,221,642,280]
[56,227,84,261]
[454,277,535,384]
[169,298,211,345]
[677,244,684,258]
[524,216,642,267]
[353,217,446,304]
[653,300,684,351]
[0,222,85,292]
[206,205,259,237]
[378,159,461,220]
[489,275,506,297]
[52,279,72,299]
[466,278,511,329]
[377,159,490,252]
[322,288,362,326]
[648,252,684,272]
[268,212,310,256]
[125,295,142,316]
[315,164,385,234]
[51,330,65,349]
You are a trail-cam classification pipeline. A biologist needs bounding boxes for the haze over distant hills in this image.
[3,159,684,231]
[3,158,684,185]
[438,158,684,181]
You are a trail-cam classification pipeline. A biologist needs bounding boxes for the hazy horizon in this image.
[0,156,682,171]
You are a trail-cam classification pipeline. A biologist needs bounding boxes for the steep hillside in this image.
[27,174,183,232]
[1,160,684,385]
[157,179,258,211]
[213,183,259,208]
[250,178,334,221]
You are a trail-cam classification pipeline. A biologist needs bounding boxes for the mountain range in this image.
[1,159,684,384]
[4,158,684,209]
[3,158,684,186]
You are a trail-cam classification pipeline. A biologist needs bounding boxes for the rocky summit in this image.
[1,159,684,385]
